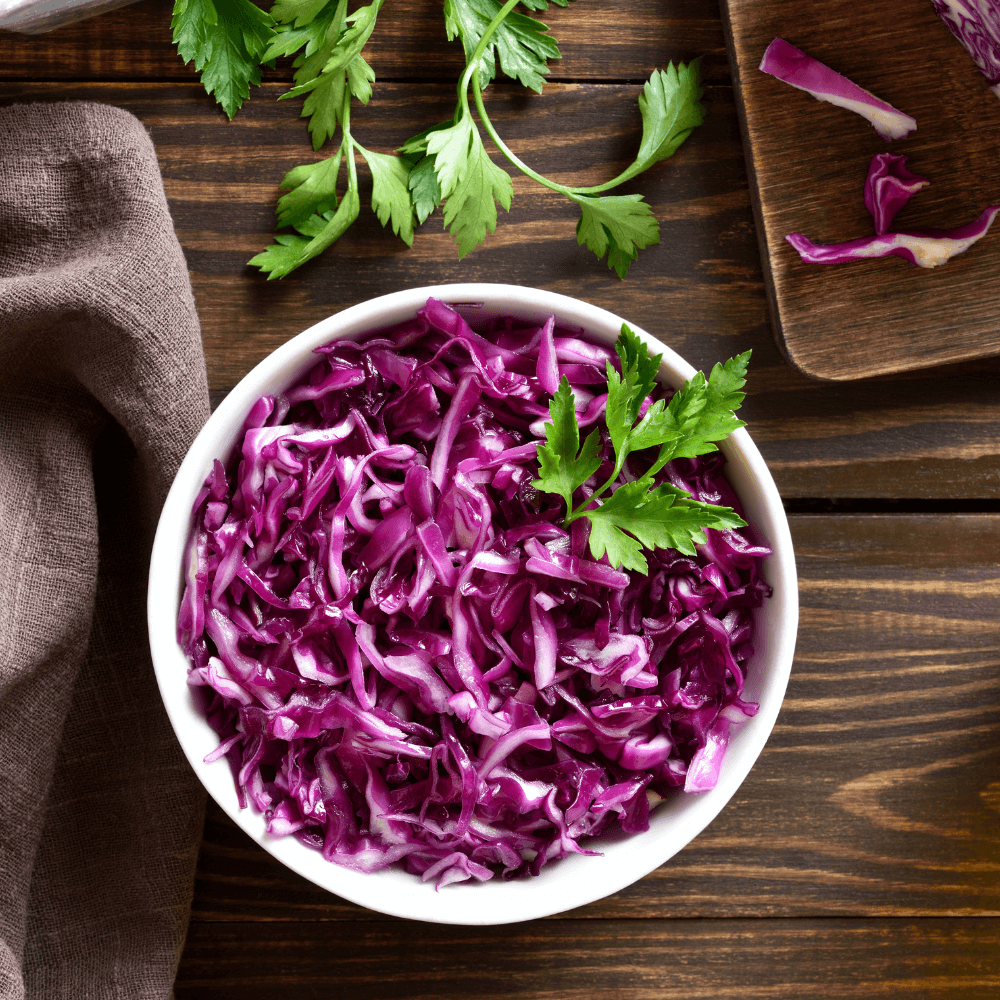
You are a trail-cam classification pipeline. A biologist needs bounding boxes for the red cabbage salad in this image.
[178,298,771,888]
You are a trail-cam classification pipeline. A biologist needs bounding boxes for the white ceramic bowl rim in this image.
[148,283,798,925]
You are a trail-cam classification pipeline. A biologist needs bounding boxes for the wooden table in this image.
[3,2,998,996]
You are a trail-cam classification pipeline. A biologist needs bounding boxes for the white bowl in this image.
[148,283,798,925]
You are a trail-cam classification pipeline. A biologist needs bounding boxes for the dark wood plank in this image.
[0,0,726,83]
[175,917,1000,999]
[185,514,1000,923]
[3,79,1000,498]
[721,0,1000,380]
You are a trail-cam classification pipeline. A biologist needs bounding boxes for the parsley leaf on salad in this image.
[532,324,750,573]
[587,481,745,574]
[532,377,602,514]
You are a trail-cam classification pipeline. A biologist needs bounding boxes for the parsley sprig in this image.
[532,327,751,573]
[405,0,705,276]
[171,0,706,278]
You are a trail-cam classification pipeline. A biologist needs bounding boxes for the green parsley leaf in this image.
[606,232,641,281]
[360,148,415,245]
[425,116,474,194]
[406,155,443,224]
[397,121,453,157]
[294,209,336,236]
[705,352,752,414]
[269,0,330,27]
[298,69,348,149]
[245,230,314,276]
[398,123,452,224]
[171,0,275,119]
[635,352,750,469]
[249,184,360,278]
[261,17,328,61]
[614,323,661,422]
[346,53,375,104]
[573,194,660,279]
[275,153,342,229]
[603,356,640,463]
[531,376,601,512]
[586,480,746,573]
[264,0,347,62]
[427,115,513,257]
[268,0,347,147]
[635,61,706,172]
[270,0,343,63]
[322,0,382,77]
[602,322,663,475]
[278,0,382,151]
[443,0,561,93]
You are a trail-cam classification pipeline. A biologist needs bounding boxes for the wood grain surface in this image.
[721,0,1000,381]
[176,919,1000,999]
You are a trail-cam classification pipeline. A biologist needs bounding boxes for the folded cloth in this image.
[0,102,207,998]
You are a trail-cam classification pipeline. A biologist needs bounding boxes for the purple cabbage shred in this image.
[864,154,930,235]
[758,37,916,141]
[788,154,1000,267]
[178,299,770,888]
[932,0,1000,99]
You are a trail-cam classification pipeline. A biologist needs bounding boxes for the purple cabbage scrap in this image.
[864,154,930,235]
[178,298,771,887]
[933,0,1000,99]
[788,151,999,267]
[787,206,1000,266]
[758,37,916,141]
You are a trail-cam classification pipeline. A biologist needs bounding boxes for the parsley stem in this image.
[565,445,636,524]
[472,77,575,198]
[645,445,673,480]
[342,88,358,192]
[462,0,660,218]
[569,162,647,196]
[458,0,521,119]
[566,474,615,525]
[471,73,645,201]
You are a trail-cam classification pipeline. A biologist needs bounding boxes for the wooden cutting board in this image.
[720,0,1000,381]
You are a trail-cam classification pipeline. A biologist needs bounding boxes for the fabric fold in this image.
[0,100,207,1000]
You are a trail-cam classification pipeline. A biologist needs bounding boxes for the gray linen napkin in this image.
[0,101,207,999]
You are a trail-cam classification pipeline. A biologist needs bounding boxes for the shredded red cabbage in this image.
[932,0,1000,99]
[178,298,771,888]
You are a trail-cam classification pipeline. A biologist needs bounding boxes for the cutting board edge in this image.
[779,335,1000,381]
[718,0,817,380]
